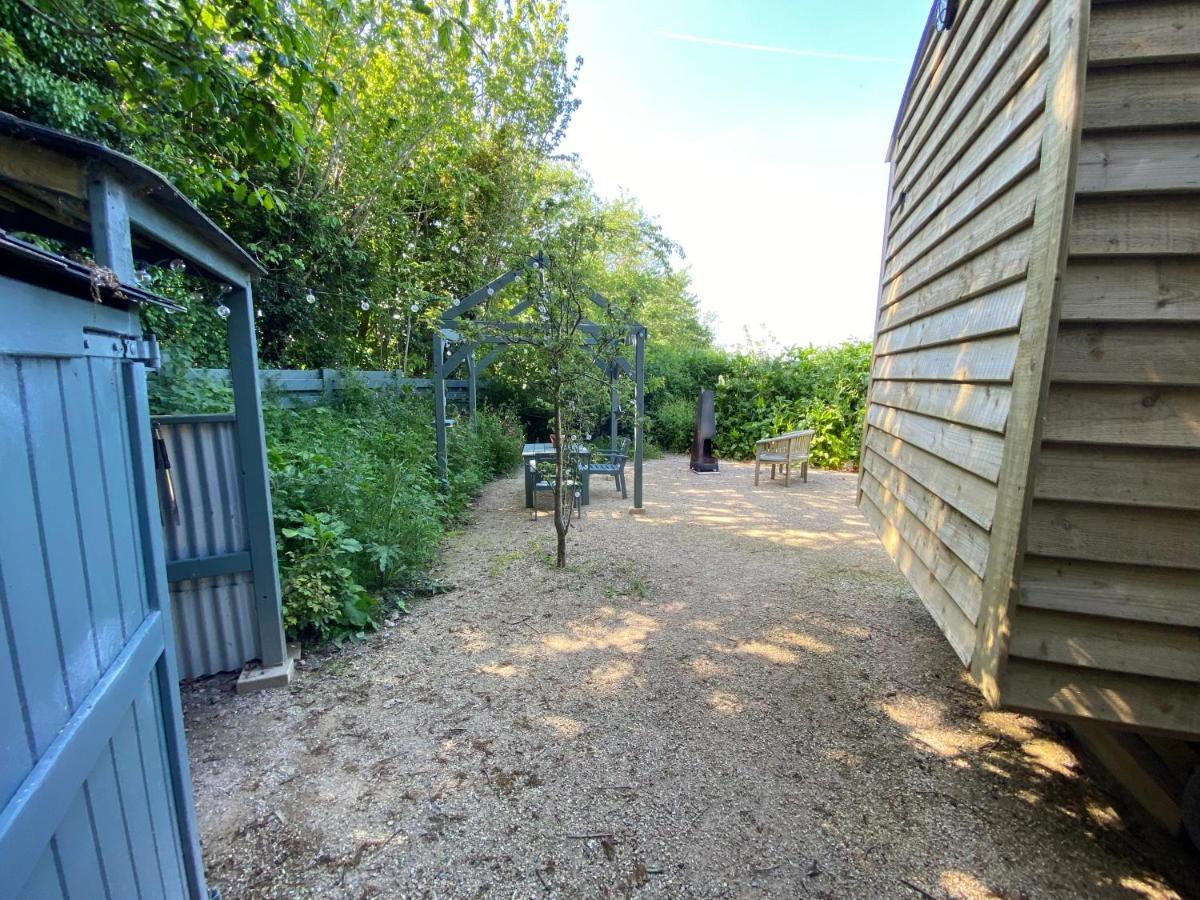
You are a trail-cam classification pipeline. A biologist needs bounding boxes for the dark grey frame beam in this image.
[434,253,646,511]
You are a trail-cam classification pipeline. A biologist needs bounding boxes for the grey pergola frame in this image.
[432,253,647,511]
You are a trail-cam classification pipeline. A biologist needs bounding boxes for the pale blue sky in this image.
[560,0,932,348]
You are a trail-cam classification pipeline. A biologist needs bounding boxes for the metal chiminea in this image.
[690,390,719,473]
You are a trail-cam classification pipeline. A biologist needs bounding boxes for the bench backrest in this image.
[755,429,815,458]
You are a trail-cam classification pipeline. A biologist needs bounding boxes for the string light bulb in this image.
[360,300,371,311]
[135,265,151,285]
[217,283,232,296]
[216,303,231,320]
[305,289,317,305]
[169,258,186,273]
[410,303,420,313]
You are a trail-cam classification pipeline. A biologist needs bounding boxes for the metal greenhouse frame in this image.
[432,252,648,511]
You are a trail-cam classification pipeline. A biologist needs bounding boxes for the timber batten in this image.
[864,0,1200,755]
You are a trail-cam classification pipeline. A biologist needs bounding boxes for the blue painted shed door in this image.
[0,279,207,899]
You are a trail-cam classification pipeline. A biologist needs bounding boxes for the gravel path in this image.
[185,456,1200,898]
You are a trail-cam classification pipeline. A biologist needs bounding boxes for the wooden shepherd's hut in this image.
[860,0,1199,836]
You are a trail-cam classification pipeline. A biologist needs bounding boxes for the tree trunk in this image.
[553,401,567,567]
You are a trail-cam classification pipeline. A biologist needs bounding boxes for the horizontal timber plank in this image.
[876,283,1025,356]
[1059,258,1200,321]
[1027,499,1200,570]
[1083,63,1200,130]
[867,404,1005,482]
[891,60,1048,243]
[1043,384,1200,447]
[894,0,1049,197]
[1021,555,1200,627]
[1051,323,1200,385]
[1089,1,1200,67]
[893,0,1022,182]
[872,333,1019,384]
[1034,444,1200,509]
[864,427,998,530]
[862,448,990,578]
[1009,607,1200,682]
[861,468,984,621]
[1069,196,1200,255]
[884,174,1039,287]
[869,379,1011,434]
[880,229,1031,324]
[1001,659,1200,738]
[859,491,977,666]
[1077,131,1200,195]
[887,116,1045,274]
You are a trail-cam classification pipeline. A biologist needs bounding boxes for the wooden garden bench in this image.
[754,429,815,487]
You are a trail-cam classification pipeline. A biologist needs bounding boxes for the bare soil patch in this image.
[185,456,1200,898]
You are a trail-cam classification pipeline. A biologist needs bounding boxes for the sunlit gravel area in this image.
[185,456,1200,898]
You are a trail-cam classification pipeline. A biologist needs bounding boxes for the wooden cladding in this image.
[870,0,1200,736]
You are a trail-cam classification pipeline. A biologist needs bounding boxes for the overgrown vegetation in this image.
[265,385,520,640]
[644,341,871,469]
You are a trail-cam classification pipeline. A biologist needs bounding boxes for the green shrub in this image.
[263,389,521,641]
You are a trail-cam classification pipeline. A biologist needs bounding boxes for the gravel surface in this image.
[185,456,1200,898]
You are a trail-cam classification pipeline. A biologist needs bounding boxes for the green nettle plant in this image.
[279,512,375,641]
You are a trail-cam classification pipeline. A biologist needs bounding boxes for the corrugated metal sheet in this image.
[170,573,258,678]
[155,416,261,678]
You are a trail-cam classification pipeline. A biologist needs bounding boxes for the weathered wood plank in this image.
[864,427,998,530]
[872,333,1020,384]
[1043,384,1200,446]
[1071,723,1186,834]
[861,469,983,623]
[971,0,1091,704]
[1083,63,1200,130]
[863,448,991,578]
[1051,323,1200,384]
[859,491,977,665]
[1077,131,1200,194]
[1070,196,1200,255]
[891,60,1048,243]
[877,283,1025,356]
[1010,607,1200,682]
[1034,444,1200,509]
[1027,499,1200,569]
[869,379,1011,434]
[1059,258,1200,321]
[1021,555,1200,627]
[887,116,1045,274]
[867,404,1006,482]
[1089,1,1200,67]
[895,0,1050,195]
[1002,658,1200,737]
[893,0,1024,181]
[879,229,1031,326]
[884,173,1039,287]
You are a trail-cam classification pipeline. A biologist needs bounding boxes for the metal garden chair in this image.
[587,437,630,499]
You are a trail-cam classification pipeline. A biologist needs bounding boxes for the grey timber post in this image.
[609,373,619,450]
[227,281,289,671]
[633,327,645,511]
[467,350,478,428]
[433,331,448,482]
[87,171,135,282]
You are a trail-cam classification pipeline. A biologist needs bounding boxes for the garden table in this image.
[523,442,590,508]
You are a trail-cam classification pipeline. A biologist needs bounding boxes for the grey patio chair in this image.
[587,437,629,499]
